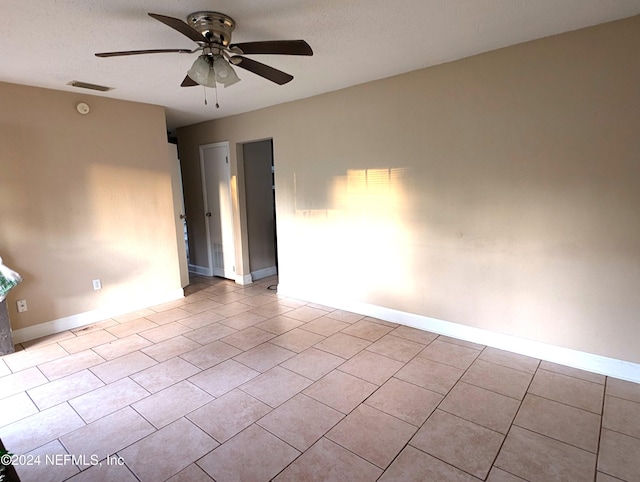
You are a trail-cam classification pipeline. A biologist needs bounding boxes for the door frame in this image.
[199,141,236,279]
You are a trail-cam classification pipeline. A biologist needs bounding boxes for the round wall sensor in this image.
[76,102,90,115]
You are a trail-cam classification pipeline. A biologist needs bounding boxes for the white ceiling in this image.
[3,1,639,132]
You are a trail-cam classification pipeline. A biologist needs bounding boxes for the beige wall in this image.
[0,82,182,331]
[177,16,640,363]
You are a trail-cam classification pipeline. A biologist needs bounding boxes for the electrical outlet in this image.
[16,299,28,313]
[92,279,102,290]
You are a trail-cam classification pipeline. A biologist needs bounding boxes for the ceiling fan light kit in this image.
[96,10,313,91]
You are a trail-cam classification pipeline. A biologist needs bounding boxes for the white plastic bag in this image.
[0,256,22,302]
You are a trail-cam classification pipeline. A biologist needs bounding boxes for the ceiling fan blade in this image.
[229,40,313,56]
[95,49,192,58]
[148,13,204,43]
[231,56,293,85]
[181,75,199,87]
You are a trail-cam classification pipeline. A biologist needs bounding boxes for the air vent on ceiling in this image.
[67,80,113,92]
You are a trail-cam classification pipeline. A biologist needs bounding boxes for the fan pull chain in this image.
[203,86,208,106]
[214,83,220,109]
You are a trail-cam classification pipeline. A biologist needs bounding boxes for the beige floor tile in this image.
[528,369,604,413]
[0,366,48,399]
[595,472,622,482]
[69,377,149,423]
[274,437,382,482]
[233,342,296,372]
[276,297,308,308]
[461,359,532,400]
[364,317,399,328]
[391,325,439,345]
[338,350,404,385]
[65,461,139,481]
[179,340,241,370]
[395,356,464,394]
[479,347,540,374]
[91,334,153,360]
[130,356,200,393]
[539,360,605,384]
[240,366,312,407]
[189,359,260,397]
[38,350,105,381]
[72,319,119,336]
[188,388,272,443]
[27,369,104,410]
[1,402,85,454]
[90,351,157,384]
[304,370,378,414]
[106,318,159,339]
[258,393,343,450]
[410,410,504,479]
[487,467,529,481]
[270,328,326,353]
[436,335,486,351]
[496,426,596,482]
[120,418,218,482]
[248,301,294,318]
[365,334,425,363]
[237,294,275,308]
[314,332,371,358]
[324,309,365,324]
[597,429,640,482]
[211,301,253,317]
[218,311,268,330]
[379,445,479,482]
[365,377,442,426]
[59,330,118,354]
[60,407,155,466]
[283,305,328,322]
[606,376,640,403]
[342,319,394,342]
[515,394,601,452]
[220,326,276,351]
[254,315,304,334]
[0,358,9,377]
[419,339,480,370]
[603,394,640,438]
[306,302,335,312]
[112,308,155,323]
[141,335,201,362]
[4,342,68,372]
[299,316,350,336]
[0,392,39,427]
[181,299,223,314]
[14,439,80,482]
[327,404,416,469]
[182,322,237,344]
[138,322,192,343]
[440,381,521,434]
[132,380,212,428]
[208,291,250,304]
[145,307,191,325]
[177,311,226,330]
[21,331,76,350]
[166,463,214,482]
[150,299,190,312]
[198,424,300,482]
[280,347,345,380]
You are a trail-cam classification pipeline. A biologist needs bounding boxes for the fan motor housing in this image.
[187,11,235,46]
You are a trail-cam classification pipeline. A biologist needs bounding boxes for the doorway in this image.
[200,141,236,280]
[243,139,278,280]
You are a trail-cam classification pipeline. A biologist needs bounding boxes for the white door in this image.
[168,144,190,287]
[200,142,236,279]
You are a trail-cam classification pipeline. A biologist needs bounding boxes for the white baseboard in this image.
[278,284,640,384]
[188,264,213,277]
[235,274,253,285]
[251,266,277,281]
[12,289,184,344]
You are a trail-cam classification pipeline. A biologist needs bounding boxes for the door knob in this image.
[205,212,212,217]
[179,214,187,220]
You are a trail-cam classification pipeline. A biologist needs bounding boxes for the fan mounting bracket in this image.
[187,11,235,46]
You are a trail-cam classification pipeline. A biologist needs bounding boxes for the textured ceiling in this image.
[3,1,640,131]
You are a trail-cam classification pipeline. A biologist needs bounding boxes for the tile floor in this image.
[1,275,640,481]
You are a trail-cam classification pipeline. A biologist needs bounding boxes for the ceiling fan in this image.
[95,12,313,88]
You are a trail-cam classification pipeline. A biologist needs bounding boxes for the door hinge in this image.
[233,266,236,272]
[226,156,229,164]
